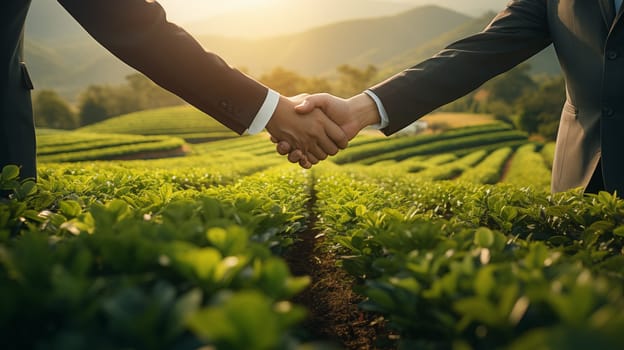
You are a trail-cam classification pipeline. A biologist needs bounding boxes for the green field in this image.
[3,115,622,349]
[37,131,187,162]
[78,105,239,143]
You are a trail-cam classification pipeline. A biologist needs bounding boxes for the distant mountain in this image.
[184,0,416,38]
[380,11,561,77]
[23,4,558,101]
[25,0,412,41]
[24,1,134,99]
[22,0,417,99]
[25,0,510,42]
[26,0,505,39]
[25,0,91,43]
[380,0,508,17]
[195,6,472,76]
[24,37,134,100]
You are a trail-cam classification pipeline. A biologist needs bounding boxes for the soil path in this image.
[284,184,395,349]
[498,152,516,182]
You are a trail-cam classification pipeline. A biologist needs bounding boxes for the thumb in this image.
[294,94,329,114]
[294,99,313,114]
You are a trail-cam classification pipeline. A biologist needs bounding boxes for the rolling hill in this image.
[77,105,238,143]
[184,0,417,38]
[25,5,475,99]
[26,0,508,40]
[379,0,508,17]
[177,0,510,37]
[380,11,561,77]
[24,3,558,101]
[195,6,472,76]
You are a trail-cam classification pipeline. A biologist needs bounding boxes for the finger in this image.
[327,120,349,148]
[310,115,347,154]
[308,144,328,162]
[288,149,305,163]
[270,136,279,144]
[317,135,339,156]
[306,153,319,165]
[319,118,348,151]
[299,159,312,169]
[276,141,292,155]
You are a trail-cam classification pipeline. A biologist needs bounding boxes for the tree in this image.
[78,85,115,126]
[125,73,183,109]
[77,73,185,126]
[516,76,566,140]
[487,100,515,124]
[259,67,334,97]
[335,64,378,97]
[483,63,536,105]
[259,67,310,96]
[302,77,333,95]
[33,90,78,129]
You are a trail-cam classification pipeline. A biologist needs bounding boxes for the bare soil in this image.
[284,188,396,349]
[498,152,516,182]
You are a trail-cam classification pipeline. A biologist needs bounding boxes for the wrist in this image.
[248,89,280,134]
[265,95,288,135]
[348,93,381,129]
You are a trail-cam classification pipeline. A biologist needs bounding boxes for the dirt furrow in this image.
[284,183,394,349]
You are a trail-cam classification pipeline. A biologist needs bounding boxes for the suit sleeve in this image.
[57,0,267,134]
[370,0,552,135]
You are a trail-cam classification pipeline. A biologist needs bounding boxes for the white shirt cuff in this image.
[364,90,390,129]
[247,89,280,134]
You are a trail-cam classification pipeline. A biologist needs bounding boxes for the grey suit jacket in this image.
[1,0,269,179]
[370,0,624,194]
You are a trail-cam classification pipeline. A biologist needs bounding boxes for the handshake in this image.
[265,92,383,169]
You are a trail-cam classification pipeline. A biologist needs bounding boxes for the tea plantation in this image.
[2,115,623,349]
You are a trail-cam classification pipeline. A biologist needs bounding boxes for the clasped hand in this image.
[267,93,381,168]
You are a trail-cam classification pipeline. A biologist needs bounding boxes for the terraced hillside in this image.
[37,130,187,163]
[38,121,555,190]
[78,105,238,143]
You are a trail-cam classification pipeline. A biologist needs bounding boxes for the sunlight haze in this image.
[26,1,507,40]
[156,0,507,37]
[23,0,524,98]
[157,0,280,22]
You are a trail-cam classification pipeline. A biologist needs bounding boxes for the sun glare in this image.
[158,0,279,22]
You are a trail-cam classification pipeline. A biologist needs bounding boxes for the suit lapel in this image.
[615,2,624,28]
[599,0,616,28]
[598,0,624,34]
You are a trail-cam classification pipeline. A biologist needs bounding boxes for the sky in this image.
[157,0,280,22]
[24,0,508,42]
[156,0,505,23]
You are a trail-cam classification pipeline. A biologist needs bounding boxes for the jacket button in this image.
[607,50,618,60]
[603,107,615,117]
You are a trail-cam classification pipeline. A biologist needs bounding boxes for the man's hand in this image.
[265,95,348,169]
[275,93,382,165]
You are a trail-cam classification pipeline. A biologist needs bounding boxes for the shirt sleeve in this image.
[246,89,280,134]
[364,90,390,129]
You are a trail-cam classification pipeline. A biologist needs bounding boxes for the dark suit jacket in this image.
[1,0,269,179]
[371,0,624,194]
